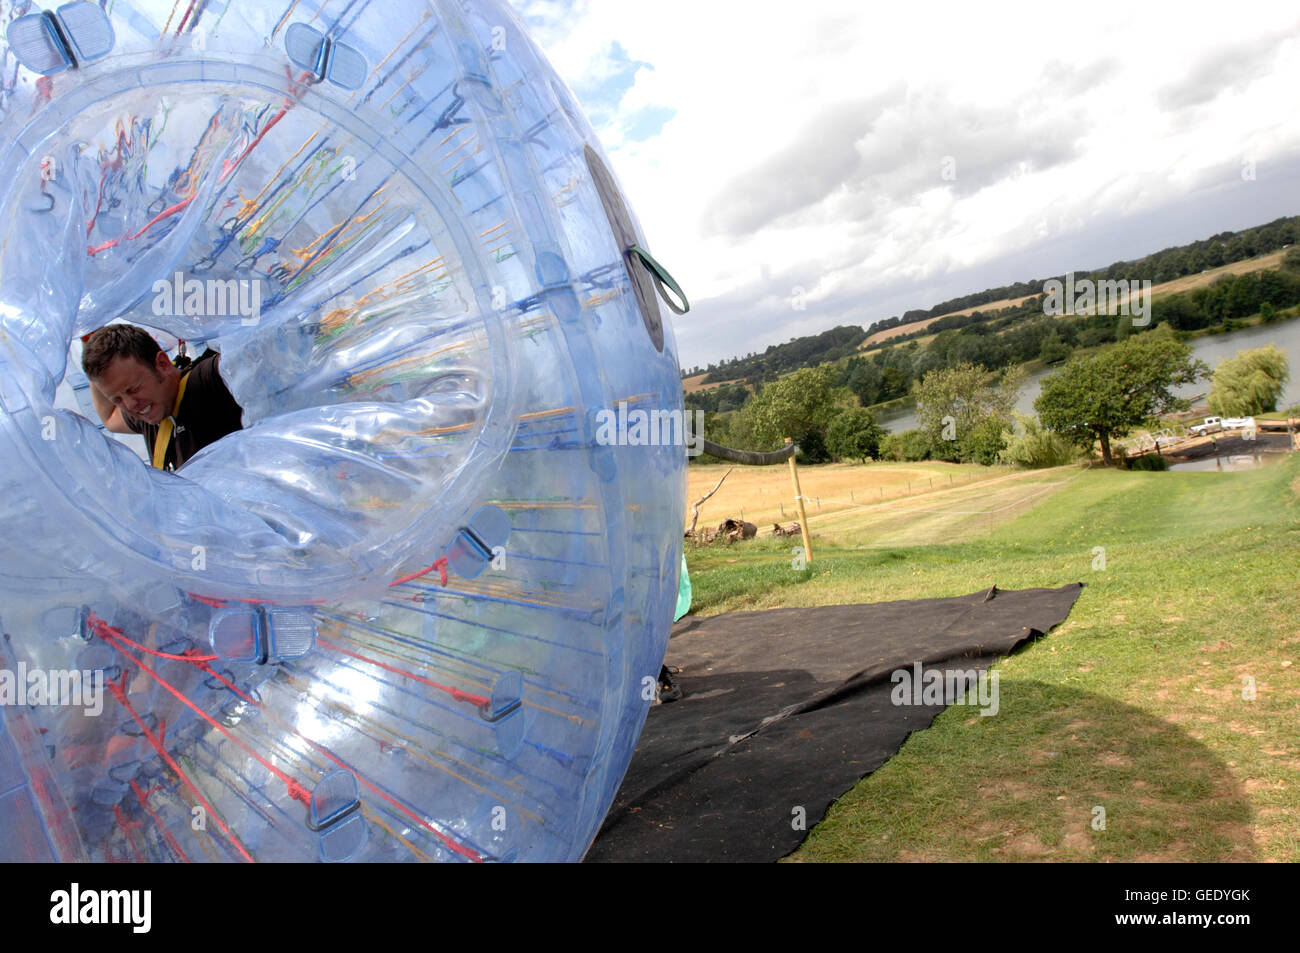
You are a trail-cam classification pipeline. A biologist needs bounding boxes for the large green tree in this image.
[746,365,843,448]
[913,362,1023,462]
[1207,345,1290,416]
[1035,330,1207,465]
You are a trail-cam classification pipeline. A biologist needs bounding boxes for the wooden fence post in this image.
[787,437,813,564]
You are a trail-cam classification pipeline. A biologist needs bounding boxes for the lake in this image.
[1168,453,1287,473]
[876,317,1300,433]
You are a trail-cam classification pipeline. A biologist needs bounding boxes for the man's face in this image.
[94,352,177,425]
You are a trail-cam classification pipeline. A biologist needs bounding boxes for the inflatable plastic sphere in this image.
[0,0,687,862]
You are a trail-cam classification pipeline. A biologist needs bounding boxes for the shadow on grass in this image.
[797,679,1257,862]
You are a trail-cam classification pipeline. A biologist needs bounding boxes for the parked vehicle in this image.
[1188,416,1257,437]
[1221,417,1257,432]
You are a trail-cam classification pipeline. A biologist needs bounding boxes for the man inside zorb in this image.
[82,324,244,471]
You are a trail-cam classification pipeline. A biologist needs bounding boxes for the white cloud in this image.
[509,0,1300,369]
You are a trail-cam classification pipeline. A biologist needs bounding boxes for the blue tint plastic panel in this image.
[326,42,367,91]
[284,22,327,76]
[0,718,25,797]
[266,608,316,659]
[318,812,368,862]
[5,14,70,74]
[57,3,115,62]
[210,609,260,662]
[0,788,57,862]
[0,0,685,863]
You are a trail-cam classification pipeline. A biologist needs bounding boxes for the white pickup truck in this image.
[1188,416,1256,436]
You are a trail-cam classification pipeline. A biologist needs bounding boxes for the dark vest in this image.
[124,350,244,471]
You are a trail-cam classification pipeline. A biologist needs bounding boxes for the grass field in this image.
[681,453,1300,861]
[687,461,1080,548]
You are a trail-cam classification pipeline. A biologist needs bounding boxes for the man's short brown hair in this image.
[82,325,162,380]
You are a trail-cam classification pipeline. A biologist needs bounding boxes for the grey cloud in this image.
[698,89,905,237]
[851,93,1083,200]
[702,86,1085,239]
[1035,57,1122,98]
[1156,27,1295,111]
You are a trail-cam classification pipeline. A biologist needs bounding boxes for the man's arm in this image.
[88,380,136,434]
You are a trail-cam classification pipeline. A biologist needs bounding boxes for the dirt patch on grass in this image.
[1129,842,1194,862]
[978,779,1039,800]
[998,831,1051,858]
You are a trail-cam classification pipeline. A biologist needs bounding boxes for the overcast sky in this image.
[508,0,1300,372]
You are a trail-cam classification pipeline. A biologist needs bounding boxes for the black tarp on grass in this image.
[586,583,1084,862]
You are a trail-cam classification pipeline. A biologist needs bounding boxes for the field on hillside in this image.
[1148,249,1286,298]
[682,373,743,394]
[1041,249,1290,317]
[686,461,1079,547]
[860,293,1043,348]
[679,453,1300,861]
[859,314,942,347]
[853,251,1289,355]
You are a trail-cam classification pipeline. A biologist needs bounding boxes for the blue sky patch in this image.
[622,104,677,142]
[574,41,654,125]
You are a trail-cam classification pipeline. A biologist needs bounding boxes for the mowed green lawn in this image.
[682,454,1300,861]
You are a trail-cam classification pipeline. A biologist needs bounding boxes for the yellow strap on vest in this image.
[151,371,191,470]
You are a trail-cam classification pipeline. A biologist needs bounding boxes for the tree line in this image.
[688,248,1300,421]
[689,330,1289,470]
[681,215,1300,384]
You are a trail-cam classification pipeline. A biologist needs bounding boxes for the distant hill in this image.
[684,325,866,389]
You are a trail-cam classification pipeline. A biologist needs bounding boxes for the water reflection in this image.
[1167,453,1282,473]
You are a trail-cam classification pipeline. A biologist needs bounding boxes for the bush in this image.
[930,428,963,463]
[1077,324,1117,348]
[1038,331,1070,364]
[1127,453,1168,471]
[826,408,885,462]
[900,429,932,461]
[794,429,832,464]
[998,413,1079,469]
[881,429,933,461]
[960,417,1009,465]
